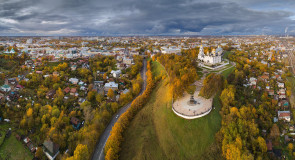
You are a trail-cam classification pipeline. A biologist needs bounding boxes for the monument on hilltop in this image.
[187,85,198,106]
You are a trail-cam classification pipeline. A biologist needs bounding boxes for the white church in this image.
[198,45,223,65]
[3,48,16,54]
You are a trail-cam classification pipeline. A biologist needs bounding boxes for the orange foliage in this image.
[104,60,155,160]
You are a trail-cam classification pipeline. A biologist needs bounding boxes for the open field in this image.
[120,61,222,160]
[0,123,33,160]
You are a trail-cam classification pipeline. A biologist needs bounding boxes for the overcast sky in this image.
[1,0,295,36]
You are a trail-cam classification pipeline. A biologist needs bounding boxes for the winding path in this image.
[91,59,147,160]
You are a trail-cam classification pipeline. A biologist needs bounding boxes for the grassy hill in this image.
[120,61,222,160]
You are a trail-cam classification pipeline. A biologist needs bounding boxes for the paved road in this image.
[91,59,147,160]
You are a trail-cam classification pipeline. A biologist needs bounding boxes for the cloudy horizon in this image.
[1,0,295,36]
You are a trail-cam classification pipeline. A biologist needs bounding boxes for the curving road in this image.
[91,58,147,160]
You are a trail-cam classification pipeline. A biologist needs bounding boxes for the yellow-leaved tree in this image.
[27,108,33,117]
[66,144,89,160]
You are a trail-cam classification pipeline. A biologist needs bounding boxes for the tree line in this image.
[104,60,155,160]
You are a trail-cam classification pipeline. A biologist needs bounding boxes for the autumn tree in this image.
[107,89,115,100]
[96,94,104,104]
[35,147,45,159]
[288,143,294,155]
[269,124,280,142]
[81,101,93,124]
[199,73,224,99]
[66,144,89,160]
[105,148,116,160]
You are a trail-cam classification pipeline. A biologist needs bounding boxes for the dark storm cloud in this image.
[0,0,294,35]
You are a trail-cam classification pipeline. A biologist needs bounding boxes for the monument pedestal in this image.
[187,95,197,106]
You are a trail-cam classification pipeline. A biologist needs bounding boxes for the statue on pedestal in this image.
[187,85,197,106]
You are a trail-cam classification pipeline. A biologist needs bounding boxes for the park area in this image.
[120,61,223,159]
[0,123,33,160]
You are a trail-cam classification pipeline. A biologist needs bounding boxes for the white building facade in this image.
[198,45,223,65]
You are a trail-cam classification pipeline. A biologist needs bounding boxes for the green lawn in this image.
[197,71,204,79]
[221,66,235,78]
[120,61,222,160]
[0,131,5,146]
[151,61,164,78]
[0,124,33,160]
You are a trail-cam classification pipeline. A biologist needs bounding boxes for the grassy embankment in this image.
[120,61,223,160]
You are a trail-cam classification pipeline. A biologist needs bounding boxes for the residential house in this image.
[278,82,284,88]
[7,78,17,85]
[278,88,285,95]
[78,81,85,86]
[116,63,126,70]
[64,87,70,94]
[104,82,118,92]
[70,117,81,130]
[15,84,24,90]
[70,88,77,96]
[69,78,79,84]
[7,91,19,101]
[111,70,121,78]
[94,81,104,94]
[23,137,31,144]
[71,64,77,71]
[249,77,257,86]
[43,140,60,160]
[78,98,86,104]
[278,111,291,122]
[279,94,286,100]
[46,90,56,99]
[80,86,87,91]
[123,57,133,65]
[36,71,43,74]
[27,142,36,152]
[260,74,269,82]
[278,100,289,107]
[94,81,104,88]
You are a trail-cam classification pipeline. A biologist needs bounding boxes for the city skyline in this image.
[1,0,295,36]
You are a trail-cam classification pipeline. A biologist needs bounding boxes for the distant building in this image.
[26,39,33,44]
[4,48,16,54]
[198,45,223,65]
[1,84,11,92]
[123,57,133,65]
